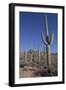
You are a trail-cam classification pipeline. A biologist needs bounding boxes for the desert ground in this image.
[19,51,58,78]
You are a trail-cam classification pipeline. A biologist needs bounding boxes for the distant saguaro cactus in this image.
[24,51,26,62]
[42,15,54,72]
[38,49,40,64]
[30,49,33,63]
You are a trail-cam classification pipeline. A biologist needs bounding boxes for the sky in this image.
[19,12,58,53]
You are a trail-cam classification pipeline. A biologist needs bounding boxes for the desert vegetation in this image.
[19,15,58,78]
[19,51,58,78]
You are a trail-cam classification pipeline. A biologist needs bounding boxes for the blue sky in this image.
[19,12,58,53]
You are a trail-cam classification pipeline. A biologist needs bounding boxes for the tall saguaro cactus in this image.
[42,15,54,72]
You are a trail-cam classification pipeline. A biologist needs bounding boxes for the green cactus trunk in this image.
[46,45,51,71]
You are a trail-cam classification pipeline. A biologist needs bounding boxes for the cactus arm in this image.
[42,32,48,45]
[50,32,54,44]
[45,15,48,36]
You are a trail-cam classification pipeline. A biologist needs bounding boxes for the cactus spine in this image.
[42,15,54,72]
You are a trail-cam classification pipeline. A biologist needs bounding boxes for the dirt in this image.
[19,66,38,78]
[19,64,57,78]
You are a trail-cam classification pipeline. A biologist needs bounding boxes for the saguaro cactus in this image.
[38,49,40,64]
[24,51,26,63]
[30,49,33,63]
[42,15,54,72]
